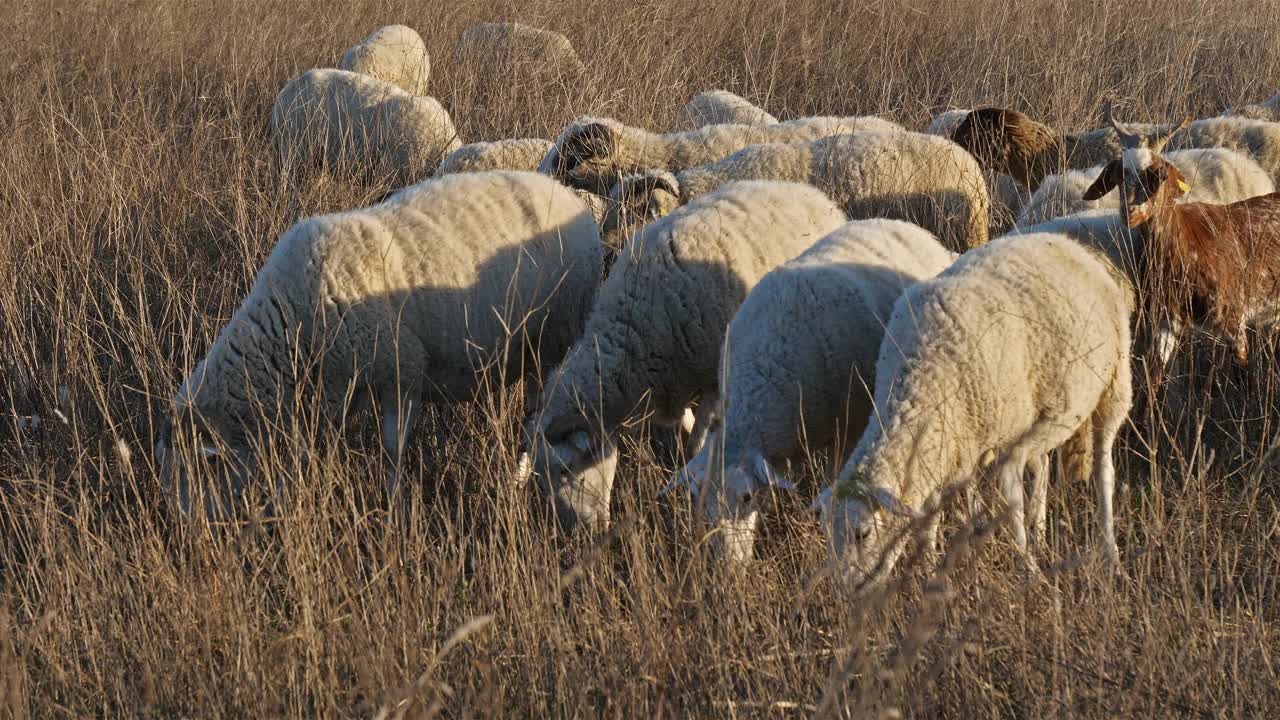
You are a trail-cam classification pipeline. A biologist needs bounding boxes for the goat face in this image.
[1083,149,1191,227]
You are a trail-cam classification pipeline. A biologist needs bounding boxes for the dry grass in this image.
[3,0,1280,716]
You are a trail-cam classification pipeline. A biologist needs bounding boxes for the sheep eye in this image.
[855,526,872,543]
[739,490,753,506]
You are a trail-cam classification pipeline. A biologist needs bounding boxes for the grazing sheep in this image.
[1016,148,1275,227]
[673,90,778,131]
[671,219,957,564]
[1225,91,1280,121]
[156,171,603,519]
[434,138,554,176]
[538,114,902,195]
[339,25,430,96]
[953,106,1280,191]
[925,108,971,137]
[522,181,848,533]
[816,232,1134,591]
[1082,107,1280,375]
[455,22,585,77]
[270,68,461,183]
[607,131,990,252]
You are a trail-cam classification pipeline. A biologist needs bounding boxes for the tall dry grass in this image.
[2,0,1280,716]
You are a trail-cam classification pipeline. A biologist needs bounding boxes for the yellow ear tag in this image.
[1177,179,1191,192]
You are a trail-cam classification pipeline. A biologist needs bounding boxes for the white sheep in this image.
[339,25,430,96]
[816,232,1134,591]
[270,68,461,183]
[673,90,778,131]
[924,108,971,137]
[434,138,554,176]
[1225,91,1280,121]
[455,22,585,77]
[156,171,603,519]
[538,114,903,195]
[522,180,848,533]
[671,219,957,564]
[1015,148,1275,227]
[607,131,990,253]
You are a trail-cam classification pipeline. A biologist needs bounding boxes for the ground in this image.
[2,0,1280,716]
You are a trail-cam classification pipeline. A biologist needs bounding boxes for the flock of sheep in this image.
[157,22,1280,592]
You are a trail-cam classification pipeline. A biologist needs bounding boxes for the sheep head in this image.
[521,413,618,534]
[539,118,624,195]
[154,408,256,522]
[816,469,921,593]
[950,107,1063,191]
[603,170,682,242]
[667,449,795,566]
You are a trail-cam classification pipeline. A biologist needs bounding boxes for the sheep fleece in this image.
[270,68,460,182]
[837,233,1134,508]
[178,171,602,433]
[676,131,990,251]
[537,180,848,434]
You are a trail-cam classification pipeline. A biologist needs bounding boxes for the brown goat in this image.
[1083,106,1280,370]
[951,108,1062,191]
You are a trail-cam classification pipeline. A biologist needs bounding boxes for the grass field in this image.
[3,0,1280,716]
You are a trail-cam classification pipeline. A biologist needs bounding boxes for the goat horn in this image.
[1103,98,1145,150]
[1150,114,1192,154]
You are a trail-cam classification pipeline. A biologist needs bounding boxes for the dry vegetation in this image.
[3,0,1280,716]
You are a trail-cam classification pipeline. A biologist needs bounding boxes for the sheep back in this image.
[673,90,778,131]
[270,68,461,183]
[339,24,430,96]
[435,138,554,176]
[721,219,955,466]
[179,171,602,438]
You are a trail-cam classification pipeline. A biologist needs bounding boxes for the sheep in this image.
[1015,148,1275,227]
[434,138,554,176]
[428,140,610,226]
[270,68,461,183]
[952,106,1280,191]
[815,231,1134,591]
[155,171,603,519]
[1225,91,1280,121]
[455,22,585,77]
[538,114,903,195]
[673,90,778,131]
[1081,106,1280,377]
[925,108,971,137]
[670,219,957,564]
[522,180,848,533]
[339,25,430,96]
[605,131,990,253]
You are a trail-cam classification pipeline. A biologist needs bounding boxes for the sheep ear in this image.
[866,487,920,518]
[1082,161,1123,200]
[563,122,616,164]
[751,453,796,492]
[647,172,679,198]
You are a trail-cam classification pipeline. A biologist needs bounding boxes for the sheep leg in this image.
[1026,453,1050,546]
[997,452,1037,575]
[1092,414,1121,568]
[380,386,423,511]
[685,392,720,456]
